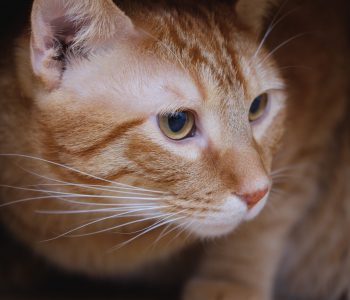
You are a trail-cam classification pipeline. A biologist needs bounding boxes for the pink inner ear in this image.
[30,2,82,89]
[50,16,78,45]
[30,0,136,89]
[33,0,79,51]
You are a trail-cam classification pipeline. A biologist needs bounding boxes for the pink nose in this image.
[239,188,269,208]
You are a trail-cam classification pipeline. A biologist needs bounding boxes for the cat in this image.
[0,0,349,299]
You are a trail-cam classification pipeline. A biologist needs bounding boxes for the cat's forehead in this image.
[62,50,248,137]
[61,2,277,125]
[137,4,253,97]
[133,4,279,108]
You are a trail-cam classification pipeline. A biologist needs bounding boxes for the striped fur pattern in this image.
[0,0,349,299]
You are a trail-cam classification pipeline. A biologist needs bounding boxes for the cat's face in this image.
[18,0,285,246]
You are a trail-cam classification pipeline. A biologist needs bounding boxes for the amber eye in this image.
[249,93,269,122]
[158,111,196,140]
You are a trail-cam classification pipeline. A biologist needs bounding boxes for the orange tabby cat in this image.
[0,0,349,299]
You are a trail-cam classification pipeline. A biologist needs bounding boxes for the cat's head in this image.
[17,0,285,254]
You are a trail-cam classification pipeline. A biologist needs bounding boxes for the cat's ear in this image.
[30,0,134,90]
[234,0,279,34]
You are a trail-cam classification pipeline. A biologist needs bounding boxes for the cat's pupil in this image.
[168,112,187,132]
[250,96,262,114]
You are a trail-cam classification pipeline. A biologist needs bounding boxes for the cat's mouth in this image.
[180,193,269,238]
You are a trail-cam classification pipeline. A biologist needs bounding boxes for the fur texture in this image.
[0,0,349,299]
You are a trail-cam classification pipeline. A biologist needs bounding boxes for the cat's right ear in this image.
[30,0,135,90]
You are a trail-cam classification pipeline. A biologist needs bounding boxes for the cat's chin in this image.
[184,196,248,238]
[184,194,269,238]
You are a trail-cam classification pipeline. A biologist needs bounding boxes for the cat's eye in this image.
[249,93,269,122]
[158,111,196,140]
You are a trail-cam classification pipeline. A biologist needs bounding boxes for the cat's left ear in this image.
[30,0,135,90]
[234,0,279,35]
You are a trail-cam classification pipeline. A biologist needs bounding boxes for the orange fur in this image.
[0,0,349,299]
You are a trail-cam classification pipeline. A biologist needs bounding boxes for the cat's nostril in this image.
[237,187,269,209]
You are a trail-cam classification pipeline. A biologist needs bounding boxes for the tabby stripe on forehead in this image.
[225,42,247,94]
[168,26,187,50]
[76,118,145,157]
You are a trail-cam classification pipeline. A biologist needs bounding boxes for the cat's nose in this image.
[237,187,269,209]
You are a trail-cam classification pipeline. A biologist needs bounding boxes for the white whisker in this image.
[134,210,186,235]
[108,215,187,252]
[69,213,174,238]
[253,3,300,59]
[151,223,173,247]
[152,222,184,247]
[0,192,162,208]
[261,32,312,64]
[27,182,163,197]
[109,209,186,239]
[0,154,165,194]
[271,186,288,197]
[271,163,307,176]
[19,167,167,196]
[164,219,194,248]
[40,207,168,242]
[1,185,160,204]
[36,205,170,215]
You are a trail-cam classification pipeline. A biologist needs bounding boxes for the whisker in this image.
[108,215,187,252]
[0,194,75,208]
[261,32,312,64]
[271,187,288,197]
[19,166,166,196]
[0,192,162,208]
[121,212,176,236]
[27,182,163,197]
[1,154,165,194]
[45,194,161,201]
[182,222,195,244]
[271,163,308,176]
[40,207,168,242]
[0,184,81,196]
[164,219,194,248]
[36,205,170,215]
[0,185,160,203]
[253,0,294,58]
[155,222,184,246]
[151,223,173,247]
[69,212,175,238]
[42,196,141,208]
[0,183,162,204]
[149,216,191,251]
[272,174,303,183]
